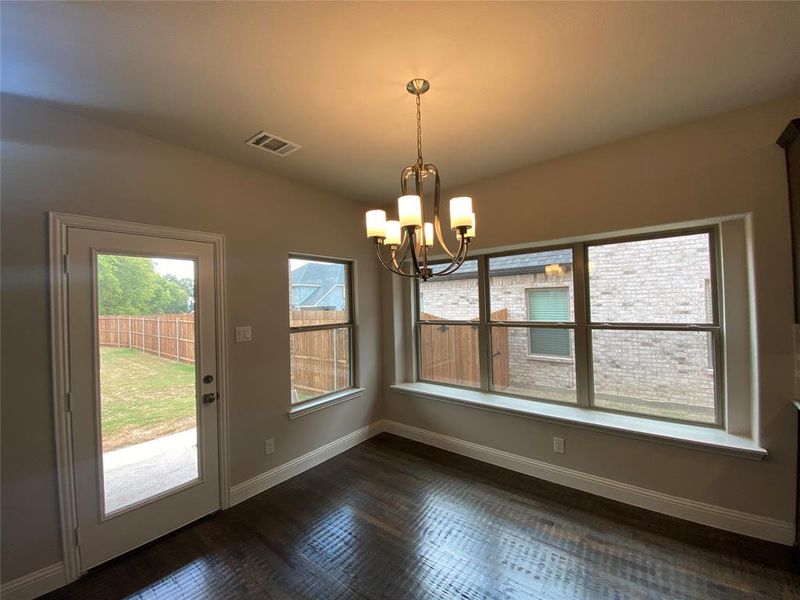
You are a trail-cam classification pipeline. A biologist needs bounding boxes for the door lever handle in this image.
[202,392,218,404]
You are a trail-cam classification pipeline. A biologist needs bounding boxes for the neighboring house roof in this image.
[432,249,573,279]
[290,262,347,309]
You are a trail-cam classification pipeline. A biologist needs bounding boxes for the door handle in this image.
[202,392,218,404]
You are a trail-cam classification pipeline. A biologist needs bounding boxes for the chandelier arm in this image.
[414,168,429,273]
[375,241,417,278]
[406,228,423,278]
[391,231,411,269]
[432,237,469,277]
[400,166,414,195]
[428,165,456,259]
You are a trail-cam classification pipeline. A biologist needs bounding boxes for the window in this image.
[487,250,577,403]
[414,229,722,425]
[289,257,354,404]
[526,288,571,357]
[416,260,480,388]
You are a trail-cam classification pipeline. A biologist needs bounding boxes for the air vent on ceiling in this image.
[245,131,301,157]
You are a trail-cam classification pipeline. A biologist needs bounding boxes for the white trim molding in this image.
[288,387,366,420]
[48,212,231,582]
[382,420,794,545]
[0,563,66,600]
[230,421,383,505]
[391,383,767,460]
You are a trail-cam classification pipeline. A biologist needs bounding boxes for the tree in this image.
[97,255,191,315]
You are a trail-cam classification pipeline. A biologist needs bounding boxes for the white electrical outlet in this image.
[264,438,275,455]
[553,437,565,455]
[236,326,253,343]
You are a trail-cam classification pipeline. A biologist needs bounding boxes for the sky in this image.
[153,258,195,280]
[154,257,309,278]
[290,258,310,271]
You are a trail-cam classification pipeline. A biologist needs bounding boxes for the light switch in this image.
[235,326,253,343]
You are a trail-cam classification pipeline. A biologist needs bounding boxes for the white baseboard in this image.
[1,562,65,600]
[382,419,795,545]
[229,421,384,506]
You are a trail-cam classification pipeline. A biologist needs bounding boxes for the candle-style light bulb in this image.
[459,213,476,239]
[450,196,473,230]
[365,210,387,239]
[385,220,402,245]
[423,222,434,246]
[398,195,422,228]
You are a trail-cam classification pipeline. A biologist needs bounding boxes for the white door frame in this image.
[49,212,231,583]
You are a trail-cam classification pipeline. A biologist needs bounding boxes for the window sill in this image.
[390,382,766,460]
[527,354,574,364]
[288,388,365,420]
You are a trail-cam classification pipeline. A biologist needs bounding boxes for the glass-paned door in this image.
[66,227,220,571]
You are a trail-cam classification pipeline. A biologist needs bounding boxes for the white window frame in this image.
[414,226,725,428]
[288,255,361,416]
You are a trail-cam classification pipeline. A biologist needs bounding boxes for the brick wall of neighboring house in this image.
[418,234,716,422]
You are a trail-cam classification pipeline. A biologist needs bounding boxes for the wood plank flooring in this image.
[43,433,800,599]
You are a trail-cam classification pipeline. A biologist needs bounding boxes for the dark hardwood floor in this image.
[43,433,799,599]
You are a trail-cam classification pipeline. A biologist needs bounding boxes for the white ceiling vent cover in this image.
[245,131,301,157]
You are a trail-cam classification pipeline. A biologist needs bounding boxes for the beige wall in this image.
[2,90,797,585]
[0,95,383,583]
[384,95,799,522]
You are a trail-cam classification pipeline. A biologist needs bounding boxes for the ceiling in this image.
[2,2,799,204]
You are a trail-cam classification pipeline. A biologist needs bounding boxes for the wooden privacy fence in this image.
[99,310,350,398]
[419,309,509,387]
[98,313,195,364]
[290,310,349,398]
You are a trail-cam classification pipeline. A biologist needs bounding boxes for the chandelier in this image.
[365,78,475,281]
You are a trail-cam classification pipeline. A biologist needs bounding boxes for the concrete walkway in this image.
[103,428,198,514]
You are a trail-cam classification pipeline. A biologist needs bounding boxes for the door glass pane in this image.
[489,249,574,321]
[588,233,712,324]
[591,329,717,423]
[491,326,577,403]
[418,260,479,321]
[418,324,480,388]
[96,254,198,515]
[290,327,351,403]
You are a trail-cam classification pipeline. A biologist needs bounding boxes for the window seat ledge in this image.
[288,388,365,420]
[390,383,766,460]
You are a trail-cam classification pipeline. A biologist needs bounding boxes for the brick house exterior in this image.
[418,233,716,423]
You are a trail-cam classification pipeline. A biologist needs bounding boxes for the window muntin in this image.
[289,257,354,404]
[414,228,722,426]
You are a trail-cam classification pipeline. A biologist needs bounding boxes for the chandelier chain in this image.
[416,92,423,168]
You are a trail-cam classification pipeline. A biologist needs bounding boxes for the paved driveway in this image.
[103,428,198,514]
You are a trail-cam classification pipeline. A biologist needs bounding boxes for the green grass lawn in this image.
[99,347,196,451]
